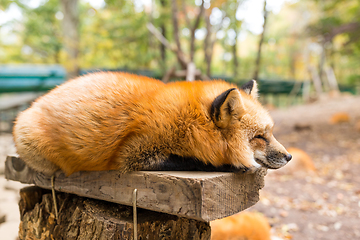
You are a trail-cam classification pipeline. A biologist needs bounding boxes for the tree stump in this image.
[6,156,267,239]
[18,186,211,240]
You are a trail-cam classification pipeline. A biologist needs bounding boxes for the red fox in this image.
[329,112,350,124]
[210,211,271,240]
[13,72,291,176]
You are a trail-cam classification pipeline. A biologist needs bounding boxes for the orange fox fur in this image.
[329,112,350,124]
[211,211,271,240]
[13,72,291,175]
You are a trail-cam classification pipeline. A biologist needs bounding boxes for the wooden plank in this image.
[5,155,266,222]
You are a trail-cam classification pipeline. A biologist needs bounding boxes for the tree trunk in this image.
[160,26,166,70]
[189,1,204,62]
[159,0,167,72]
[60,0,80,80]
[204,13,212,77]
[54,44,61,64]
[233,34,239,79]
[18,186,211,240]
[186,62,196,81]
[253,0,268,80]
[289,50,296,79]
[171,0,187,69]
[319,45,329,92]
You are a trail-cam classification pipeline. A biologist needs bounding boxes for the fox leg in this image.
[153,155,247,172]
[123,153,245,172]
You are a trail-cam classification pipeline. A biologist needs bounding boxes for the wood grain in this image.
[5,155,266,221]
[18,187,211,240]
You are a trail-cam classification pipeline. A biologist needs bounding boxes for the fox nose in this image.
[285,154,292,162]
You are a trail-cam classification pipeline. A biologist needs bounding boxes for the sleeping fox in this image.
[13,72,291,176]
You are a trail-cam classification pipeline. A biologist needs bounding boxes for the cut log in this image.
[5,155,267,222]
[18,186,211,240]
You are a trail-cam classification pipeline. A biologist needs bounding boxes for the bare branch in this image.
[146,23,173,50]
[162,66,176,83]
[253,0,268,80]
[203,3,229,77]
[171,0,187,68]
[147,23,188,68]
[60,0,80,79]
[200,73,211,80]
[148,2,211,80]
[204,12,212,76]
[324,22,360,42]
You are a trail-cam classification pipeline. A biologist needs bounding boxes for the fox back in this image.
[13,72,291,175]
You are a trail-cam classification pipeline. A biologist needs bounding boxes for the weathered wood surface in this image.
[5,155,267,222]
[19,186,211,240]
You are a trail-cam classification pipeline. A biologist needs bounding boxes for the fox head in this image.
[210,80,292,171]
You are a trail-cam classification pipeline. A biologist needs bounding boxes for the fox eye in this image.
[254,135,267,141]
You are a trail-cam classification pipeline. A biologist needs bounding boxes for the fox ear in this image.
[211,88,245,128]
[241,80,258,98]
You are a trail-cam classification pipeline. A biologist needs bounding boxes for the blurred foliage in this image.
[0,0,360,87]
[80,1,154,69]
[306,0,360,85]
[22,0,62,63]
[0,0,11,10]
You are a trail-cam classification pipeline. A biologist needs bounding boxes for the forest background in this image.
[0,0,360,88]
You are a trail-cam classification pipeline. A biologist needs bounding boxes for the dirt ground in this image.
[249,95,360,240]
[0,133,23,240]
[0,95,359,240]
